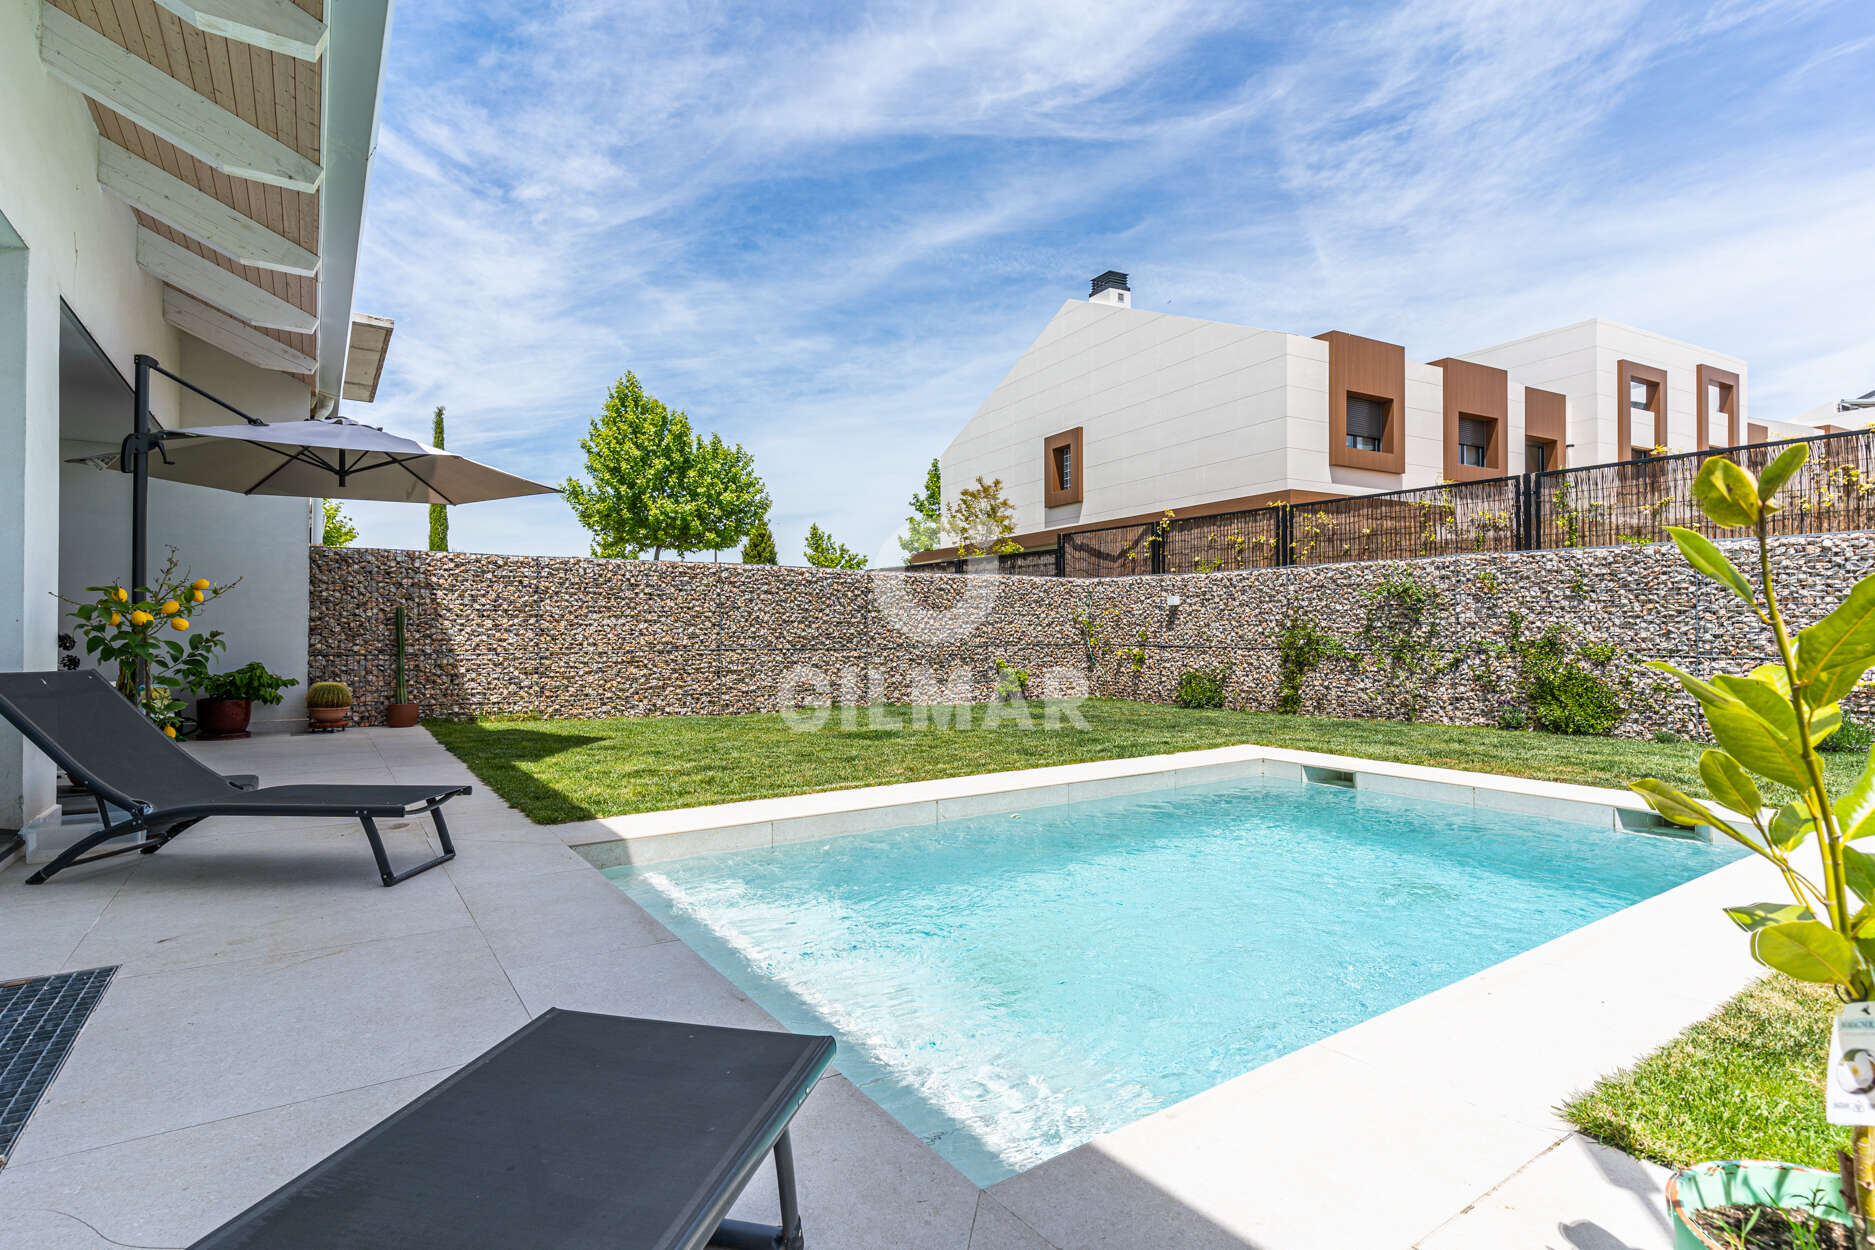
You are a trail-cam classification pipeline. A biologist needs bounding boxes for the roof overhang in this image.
[342,313,394,402]
[38,0,395,406]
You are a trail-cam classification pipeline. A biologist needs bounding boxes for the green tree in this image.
[741,517,778,564]
[944,475,1022,556]
[804,523,867,569]
[321,499,358,547]
[563,373,769,559]
[899,457,942,556]
[428,405,449,552]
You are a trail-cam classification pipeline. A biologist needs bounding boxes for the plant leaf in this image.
[1629,779,1726,828]
[1751,920,1862,985]
[1699,749,1763,821]
[1712,673,1802,741]
[1646,659,1730,707]
[1811,702,1843,746]
[1667,527,1756,607]
[1692,457,1761,528]
[1757,443,1809,505]
[1726,902,1815,932]
[1797,575,1875,706]
[1838,751,1875,840]
[1769,800,1814,852]
[1703,694,1811,789]
[1846,846,1875,905]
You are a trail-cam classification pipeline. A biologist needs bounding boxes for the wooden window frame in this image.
[1617,360,1668,459]
[1043,427,1083,508]
[1431,357,1508,481]
[1697,364,1741,450]
[1523,386,1567,471]
[1320,332,1406,473]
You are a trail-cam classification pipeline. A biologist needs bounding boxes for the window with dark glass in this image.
[1525,441,1548,474]
[1457,416,1491,468]
[1346,395,1387,452]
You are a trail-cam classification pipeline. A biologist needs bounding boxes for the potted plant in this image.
[305,681,353,729]
[195,661,298,739]
[386,605,418,727]
[1632,445,1875,1248]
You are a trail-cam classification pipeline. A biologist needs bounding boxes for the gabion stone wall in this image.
[308,533,1875,735]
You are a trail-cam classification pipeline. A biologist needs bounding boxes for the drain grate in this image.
[0,965,117,1166]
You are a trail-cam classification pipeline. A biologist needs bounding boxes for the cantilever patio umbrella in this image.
[78,355,559,594]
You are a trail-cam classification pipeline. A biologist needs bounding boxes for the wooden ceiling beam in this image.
[148,0,328,63]
[163,286,317,375]
[138,227,318,333]
[99,141,319,276]
[39,3,323,192]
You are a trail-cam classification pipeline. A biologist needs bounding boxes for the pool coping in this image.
[559,743,1711,871]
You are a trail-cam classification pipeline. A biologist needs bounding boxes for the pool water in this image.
[608,776,1741,1184]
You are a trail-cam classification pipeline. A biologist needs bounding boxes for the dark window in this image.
[1457,416,1491,467]
[1525,441,1549,474]
[1346,395,1387,452]
[1053,444,1072,490]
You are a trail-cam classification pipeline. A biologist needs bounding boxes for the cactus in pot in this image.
[386,605,419,727]
[305,680,353,728]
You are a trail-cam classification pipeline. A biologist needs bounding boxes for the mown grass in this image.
[424,699,1867,825]
[1563,977,1848,1170]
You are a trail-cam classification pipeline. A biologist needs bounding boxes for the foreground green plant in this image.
[199,662,297,705]
[62,549,236,734]
[1630,445,1875,1244]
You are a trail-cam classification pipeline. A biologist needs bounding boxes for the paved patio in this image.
[0,726,1780,1249]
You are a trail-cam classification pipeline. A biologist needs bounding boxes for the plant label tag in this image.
[1828,1002,1875,1126]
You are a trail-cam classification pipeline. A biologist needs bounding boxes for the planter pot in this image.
[385,703,419,728]
[196,697,252,739]
[308,706,351,727]
[1667,1160,1851,1249]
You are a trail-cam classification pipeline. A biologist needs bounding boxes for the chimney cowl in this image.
[1088,270,1130,307]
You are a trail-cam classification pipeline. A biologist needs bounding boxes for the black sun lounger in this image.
[187,1010,838,1250]
[0,670,467,887]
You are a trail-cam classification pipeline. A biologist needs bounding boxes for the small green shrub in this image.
[1822,711,1874,754]
[1496,706,1529,731]
[991,660,1029,702]
[199,661,298,705]
[305,680,353,708]
[1504,613,1627,736]
[1173,665,1229,709]
[1276,617,1351,715]
[1652,728,1683,745]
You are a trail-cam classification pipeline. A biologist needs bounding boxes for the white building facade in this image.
[934,272,1813,550]
[1,0,396,852]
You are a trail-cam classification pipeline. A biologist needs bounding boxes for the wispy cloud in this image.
[344,0,1874,561]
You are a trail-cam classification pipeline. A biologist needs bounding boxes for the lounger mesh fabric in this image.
[187,1010,837,1250]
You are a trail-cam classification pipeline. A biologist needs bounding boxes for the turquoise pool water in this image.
[608,775,1741,1184]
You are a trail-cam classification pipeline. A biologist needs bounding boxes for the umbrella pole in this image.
[130,354,152,600]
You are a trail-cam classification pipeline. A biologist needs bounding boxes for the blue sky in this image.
[342,0,1875,563]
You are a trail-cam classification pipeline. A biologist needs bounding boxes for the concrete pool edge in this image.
[559,744,1702,871]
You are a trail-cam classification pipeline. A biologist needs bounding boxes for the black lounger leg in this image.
[710,1130,805,1250]
[358,810,458,887]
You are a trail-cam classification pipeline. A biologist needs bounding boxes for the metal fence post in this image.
[1054,539,1065,578]
[1151,522,1167,575]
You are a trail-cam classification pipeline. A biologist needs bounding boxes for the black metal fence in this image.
[883,427,1874,579]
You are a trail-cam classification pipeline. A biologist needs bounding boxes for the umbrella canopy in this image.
[101,415,559,505]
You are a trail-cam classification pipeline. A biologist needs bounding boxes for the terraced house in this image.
[0,0,396,848]
[932,271,1818,552]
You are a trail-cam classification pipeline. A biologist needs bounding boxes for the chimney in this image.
[1088,270,1130,307]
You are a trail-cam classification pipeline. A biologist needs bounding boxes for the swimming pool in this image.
[608,774,1741,1185]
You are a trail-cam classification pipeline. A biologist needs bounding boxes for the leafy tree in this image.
[944,475,1022,556]
[428,406,449,552]
[322,500,358,548]
[741,517,778,564]
[899,457,942,557]
[804,523,867,569]
[563,373,770,559]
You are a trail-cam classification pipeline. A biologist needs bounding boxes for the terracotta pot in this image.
[195,697,252,738]
[308,705,350,726]
[385,703,419,728]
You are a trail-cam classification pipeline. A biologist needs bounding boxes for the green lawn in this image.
[1563,977,1847,1170]
[424,699,1867,825]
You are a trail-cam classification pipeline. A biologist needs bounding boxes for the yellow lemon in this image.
[163,725,177,738]
[109,611,122,626]
[192,590,204,603]
[129,610,153,626]
[192,578,210,591]
[171,617,190,631]
[161,600,181,615]
[114,587,128,602]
